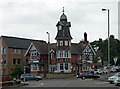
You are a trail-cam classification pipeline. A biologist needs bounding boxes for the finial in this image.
[63,7,64,13]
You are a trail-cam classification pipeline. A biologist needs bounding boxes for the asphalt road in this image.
[19,72,120,88]
[22,78,116,87]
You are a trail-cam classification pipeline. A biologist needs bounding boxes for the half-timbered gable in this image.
[25,41,48,74]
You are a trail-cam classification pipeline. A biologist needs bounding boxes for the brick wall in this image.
[1,39,28,76]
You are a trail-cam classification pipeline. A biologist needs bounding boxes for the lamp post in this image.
[102,8,110,74]
[46,32,50,73]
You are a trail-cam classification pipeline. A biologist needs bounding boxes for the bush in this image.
[11,65,24,78]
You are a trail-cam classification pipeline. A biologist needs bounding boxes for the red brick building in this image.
[0,36,45,76]
[25,10,96,75]
[0,10,96,77]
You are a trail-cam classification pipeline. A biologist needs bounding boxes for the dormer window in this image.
[59,25,62,30]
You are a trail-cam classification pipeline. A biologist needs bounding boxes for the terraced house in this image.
[25,10,96,75]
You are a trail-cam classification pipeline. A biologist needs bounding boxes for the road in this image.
[22,78,117,87]
[19,72,120,88]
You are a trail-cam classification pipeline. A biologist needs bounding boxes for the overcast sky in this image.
[0,0,119,43]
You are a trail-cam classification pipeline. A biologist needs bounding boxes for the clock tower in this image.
[55,8,73,72]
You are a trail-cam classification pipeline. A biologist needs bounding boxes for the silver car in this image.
[114,75,120,86]
[108,72,120,84]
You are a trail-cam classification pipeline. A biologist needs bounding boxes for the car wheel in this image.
[82,77,85,80]
[110,81,113,84]
[35,79,39,81]
[115,83,118,86]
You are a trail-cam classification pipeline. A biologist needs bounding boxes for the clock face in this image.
[59,25,62,30]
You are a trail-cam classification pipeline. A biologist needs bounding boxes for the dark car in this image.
[20,73,42,81]
[77,72,100,80]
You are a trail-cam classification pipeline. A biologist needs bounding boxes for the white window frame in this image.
[59,25,62,30]
[78,55,81,60]
[31,64,39,71]
[13,49,17,54]
[51,52,55,59]
[57,50,71,59]
[60,41,63,46]
[30,51,37,60]
[57,41,59,46]
[69,41,71,46]
[65,41,68,46]
[89,55,93,61]
[18,49,22,54]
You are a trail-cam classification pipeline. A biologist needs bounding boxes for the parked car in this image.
[116,67,120,72]
[110,67,116,72]
[108,72,120,84]
[20,73,42,81]
[94,69,103,74]
[114,75,120,86]
[77,72,100,80]
[103,68,108,74]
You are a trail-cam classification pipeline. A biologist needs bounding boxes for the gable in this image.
[82,43,96,55]
[24,43,40,56]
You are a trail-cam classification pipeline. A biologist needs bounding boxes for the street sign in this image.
[113,57,118,65]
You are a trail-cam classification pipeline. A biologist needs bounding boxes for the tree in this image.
[11,65,24,78]
[91,35,120,65]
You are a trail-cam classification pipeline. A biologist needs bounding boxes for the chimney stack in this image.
[84,32,87,42]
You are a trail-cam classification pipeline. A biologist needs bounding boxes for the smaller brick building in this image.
[0,36,45,76]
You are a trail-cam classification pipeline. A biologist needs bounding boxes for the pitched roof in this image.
[71,43,87,55]
[50,43,87,55]
[1,36,46,49]
[32,41,48,54]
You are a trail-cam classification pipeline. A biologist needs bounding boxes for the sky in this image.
[0,0,119,43]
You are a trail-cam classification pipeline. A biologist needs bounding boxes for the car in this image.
[114,75,120,86]
[103,68,108,74]
[110,67,116,72]
[94,69,103,74]
[116,66,120,72]
[108,72,120,84]
[77,72,100,80]
[20,73,42,81]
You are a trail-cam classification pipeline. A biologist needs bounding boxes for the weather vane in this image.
[63,7,64,13]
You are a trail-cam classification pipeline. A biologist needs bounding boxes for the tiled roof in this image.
[50,43,87,55]
[1,36,87,55]
[1,36,46,49]
[71,43,87,54]
[32,41,48,54]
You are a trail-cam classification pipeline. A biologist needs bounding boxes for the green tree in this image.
[11,65,24,77]
[91,35,120,65]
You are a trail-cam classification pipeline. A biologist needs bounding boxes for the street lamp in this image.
[46,32,50,73]
[102,8,110,74]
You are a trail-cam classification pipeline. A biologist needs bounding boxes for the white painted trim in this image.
[82,43,96,55]
[88,43,96,55]
[24,43,33,56]
[24,43,40,56]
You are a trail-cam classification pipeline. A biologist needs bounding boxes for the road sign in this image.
[113,57,118,65]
